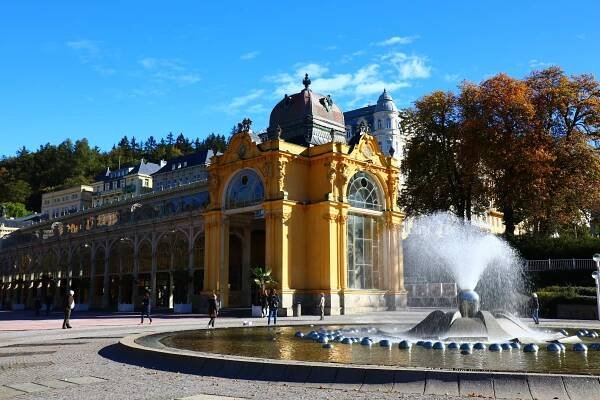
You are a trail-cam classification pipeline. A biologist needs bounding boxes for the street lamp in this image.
[593,253,600,320]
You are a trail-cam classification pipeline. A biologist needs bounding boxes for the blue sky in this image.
[1,1,599,156]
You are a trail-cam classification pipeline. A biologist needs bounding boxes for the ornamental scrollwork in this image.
[322,212,337,221]
[277,160,288,191]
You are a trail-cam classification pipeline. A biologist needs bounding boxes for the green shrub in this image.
[536,285,597,317]
[508,235,600,259]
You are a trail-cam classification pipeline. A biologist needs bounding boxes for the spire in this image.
[302,73,311,90]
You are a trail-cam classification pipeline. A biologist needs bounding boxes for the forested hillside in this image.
[0,132,228,215]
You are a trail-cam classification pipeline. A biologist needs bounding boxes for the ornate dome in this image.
[267,74,347,146]
[375,89,398,113]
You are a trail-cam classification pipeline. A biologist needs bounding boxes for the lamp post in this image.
[593,253,600,320]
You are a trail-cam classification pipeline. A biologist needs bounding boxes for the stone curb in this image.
[118,330,600,399]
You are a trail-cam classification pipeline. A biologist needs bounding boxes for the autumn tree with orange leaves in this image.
[401,67,600,237]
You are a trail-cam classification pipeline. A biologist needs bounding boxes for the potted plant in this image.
[251,267,277,317]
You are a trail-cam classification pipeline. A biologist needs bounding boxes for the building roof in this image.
[344,90,399,130]
[266,74,347,146]
[41,184,93,198]
[344,105,376,131]
[375,89,398,112]
[0,214,41,229]
[153,150,214,175]
[94,159,163,182]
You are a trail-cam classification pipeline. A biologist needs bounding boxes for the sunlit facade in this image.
[0,77,406,315]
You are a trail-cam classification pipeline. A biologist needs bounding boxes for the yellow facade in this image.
[203,127,406,315]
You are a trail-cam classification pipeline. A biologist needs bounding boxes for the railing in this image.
[524,259,596,272]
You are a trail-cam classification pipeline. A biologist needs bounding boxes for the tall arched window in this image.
[347,171,382,211]
[225,169,264,210]
[346,172,383,290]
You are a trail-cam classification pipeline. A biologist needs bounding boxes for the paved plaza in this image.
[1,309,600,400]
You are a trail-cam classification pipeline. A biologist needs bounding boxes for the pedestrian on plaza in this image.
[45,294,53,316]
[34,296,42,317]
[268,288,279,326]
[140,291,152,325]
[62,290,75,329]
[530,292,540,325]
[207,291,218,328]
[260,288,269,318]
[318,292,325,321]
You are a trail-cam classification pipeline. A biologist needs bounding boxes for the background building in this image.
[92,159,164,207]
[41,185,93,219]
[152,150,213,191]
[344,89,404,161]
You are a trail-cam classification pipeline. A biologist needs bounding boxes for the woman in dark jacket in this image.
[260,289,269,318]
[268,289,279,326]
[207,291,218,328]
[140,291,152,324]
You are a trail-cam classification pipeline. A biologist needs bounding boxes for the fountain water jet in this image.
[404,212,577,343]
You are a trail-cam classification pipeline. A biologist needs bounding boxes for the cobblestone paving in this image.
[1,309,598,400]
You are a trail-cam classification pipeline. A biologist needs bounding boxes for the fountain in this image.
[404,212,577,343]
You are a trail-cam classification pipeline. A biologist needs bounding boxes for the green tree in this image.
[0,202,30,218]
[400,90,487,220]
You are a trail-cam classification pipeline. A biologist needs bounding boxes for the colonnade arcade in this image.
[0,225,205,312]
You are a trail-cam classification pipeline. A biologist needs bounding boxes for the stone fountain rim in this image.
[118,326,600,379]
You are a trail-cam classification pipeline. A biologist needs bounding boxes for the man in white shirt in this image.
[62,290,75,329]
[319,293,325,320]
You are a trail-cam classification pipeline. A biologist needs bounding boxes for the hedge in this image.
[507,235,600,260]
[536,286,597,318]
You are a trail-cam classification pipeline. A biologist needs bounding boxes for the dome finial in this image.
[302,73,311,89]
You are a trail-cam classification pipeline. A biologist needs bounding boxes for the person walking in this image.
[207,291,218,328]
[318,292,325,320]
[140,291,152,324]
[62,290,75,329]
[260,289,268,318]
[268,288,279,326]
[530,293,540,325]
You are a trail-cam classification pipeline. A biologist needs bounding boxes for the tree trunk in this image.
[502,205,515,237]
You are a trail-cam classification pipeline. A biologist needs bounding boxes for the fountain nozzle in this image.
[457,289,480,318]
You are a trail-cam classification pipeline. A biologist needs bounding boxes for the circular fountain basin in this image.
[145,324,600,375]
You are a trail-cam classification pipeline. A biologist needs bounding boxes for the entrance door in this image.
[250,229,266,304]
[108,275,119,310]
[155,272,171,309]
[228,234,243,307]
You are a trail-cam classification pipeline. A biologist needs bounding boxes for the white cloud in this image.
[67,39,117,76]
[375,36,417,46]
[528,59,554,70]
[382,52,431,80]
[265,54,429,106]
[240,51,260,60]
[138,57,200,86]
[66,39,101,57]
[229,89,265,109]
[443,74,460,82]
[266,63,331,96]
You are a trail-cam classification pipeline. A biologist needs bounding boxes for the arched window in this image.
[225,169,264,210]
[346,171,383,290]
[347,172,382,211]
[377,120,382,129]
[386,118,392,129]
